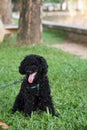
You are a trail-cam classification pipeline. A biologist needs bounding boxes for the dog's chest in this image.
[26,84,40,96]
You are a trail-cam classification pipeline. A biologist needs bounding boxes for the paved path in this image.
[51,42,87,59]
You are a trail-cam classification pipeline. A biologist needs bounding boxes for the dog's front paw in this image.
[52,111,59,117]
[53,113,59,117]
[25,113,31,118]
[12,108,16,113]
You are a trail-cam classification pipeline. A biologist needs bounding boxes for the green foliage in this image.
[12,0,64,4]
[0,31,87,130]
[12,0,20,3]
[44,0,64,3]
[12,0,17,2]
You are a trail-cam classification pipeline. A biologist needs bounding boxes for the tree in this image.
[12,0,21,11]
[17,0,42,45]
[60,0,64,10]
[65,0,69,11]
[75,0,79,10]
[0,0,12,24]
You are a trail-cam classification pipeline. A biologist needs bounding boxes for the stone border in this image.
[4,20,87,43]
[42,20,87,43]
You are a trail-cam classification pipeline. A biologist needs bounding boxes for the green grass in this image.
[0,30,87,130]
[43,29,67,44]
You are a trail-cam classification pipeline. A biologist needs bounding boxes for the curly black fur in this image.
[12,54,56,117]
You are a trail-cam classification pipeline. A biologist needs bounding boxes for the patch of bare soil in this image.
[51,42,87,59]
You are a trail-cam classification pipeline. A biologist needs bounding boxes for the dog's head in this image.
[19,54,48,83]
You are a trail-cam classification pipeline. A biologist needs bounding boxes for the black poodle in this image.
[12,54,56,117]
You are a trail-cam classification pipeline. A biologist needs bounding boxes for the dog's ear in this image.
[39,56,48,74]
[19,57,27,74]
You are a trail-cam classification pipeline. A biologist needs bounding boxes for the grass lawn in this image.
[0,30,87,130]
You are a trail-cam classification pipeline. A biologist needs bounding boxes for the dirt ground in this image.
[51,41,87,59]
[44,11,87,59]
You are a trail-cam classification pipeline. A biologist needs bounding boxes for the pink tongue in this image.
[28,72,37,83]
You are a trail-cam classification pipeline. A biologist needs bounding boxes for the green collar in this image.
[31,84,39,90]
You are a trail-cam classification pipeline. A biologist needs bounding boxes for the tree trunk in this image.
[60,0,63,11]
[12,1,21,12]
[75,0,79,11]
[17,0,42,45]
[0,0,12,24]
[65,0,69,11]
